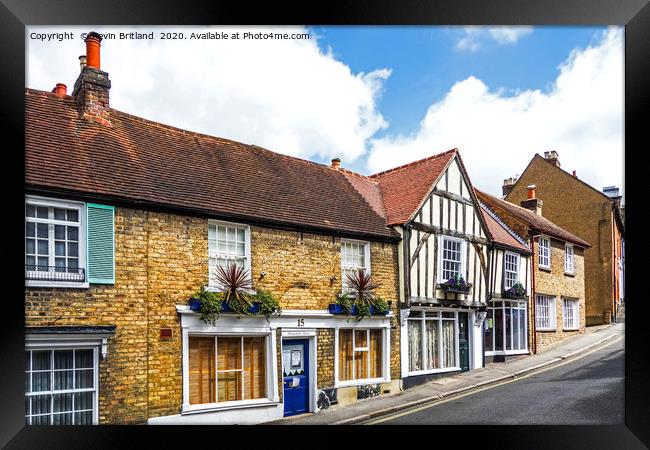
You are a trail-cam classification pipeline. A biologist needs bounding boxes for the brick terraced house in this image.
[477,187,590,353]
[502,151,625,325]
[25,33,403,425]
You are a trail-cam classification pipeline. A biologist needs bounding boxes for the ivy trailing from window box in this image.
[503,281,526,299]
[438,274,472,294]
[252,289,282,321]
[190,288,224,326]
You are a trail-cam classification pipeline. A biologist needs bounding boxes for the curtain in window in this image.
[339,330,353,381]
[189,337,215,405]
[408,321,422,371]
[441,321,456,368]
[369,330,382,379]
[425,320,439,369]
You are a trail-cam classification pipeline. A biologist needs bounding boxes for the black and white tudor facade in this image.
[369,149,492,387]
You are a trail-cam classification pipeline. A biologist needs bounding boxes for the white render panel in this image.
[466,204,474,235]
[447,159,462,196]
[432,194,441,228]
[419,234,427,297]
[450,201,457,232]
[427,233,435,297]
[442,198,449,230]
[410,230,419,295]
[420,198,431,225]
[494,250,504,294]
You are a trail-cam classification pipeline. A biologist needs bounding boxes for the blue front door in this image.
[282,339,309,417]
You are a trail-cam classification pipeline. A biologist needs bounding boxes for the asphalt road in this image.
[370,337,624,425]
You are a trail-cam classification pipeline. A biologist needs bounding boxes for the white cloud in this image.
[368,27,624,198]
[456,26,533,52]
[26,26,389,163]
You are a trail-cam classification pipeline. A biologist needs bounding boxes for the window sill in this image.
[536,327,557,332]
[564,272,575,277]
[25,280,90,289]
[181,398,278,415]
[205,285,256,294]
[485,349,529,356]
[538,266,551,272]
[336,377,388,388]
[563,327,580,332]
[406,367,461,377]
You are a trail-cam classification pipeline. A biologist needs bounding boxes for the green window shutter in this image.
[86,203,115,284]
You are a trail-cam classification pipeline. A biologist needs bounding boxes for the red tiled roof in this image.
[25,88,398,241]
[475,189,591,248]
[479,205,530,253]
[369,149,457,225]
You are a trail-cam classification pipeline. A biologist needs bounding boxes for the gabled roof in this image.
[368,149,457,225]
[507,153,624,235]
[25,88,398,241]
[479,204,530,254]
[476,189,591,248]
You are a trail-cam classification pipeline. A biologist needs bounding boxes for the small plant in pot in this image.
[344,268,389,321]
[440,274,472,293]
[252,289,282,321]
[189,288,224,326]
[504,281,526,299]
[213,264,255,318]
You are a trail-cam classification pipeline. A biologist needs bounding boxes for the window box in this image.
[189,297,202,312]
[328,303,390,316]
[437,275,472,294]
[189,297,262,315]
[503,282,526,299]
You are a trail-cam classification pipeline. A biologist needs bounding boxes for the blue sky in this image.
[313,26,612,173]
[26,26,623,199]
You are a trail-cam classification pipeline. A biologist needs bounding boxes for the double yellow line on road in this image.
[364,336,624,425]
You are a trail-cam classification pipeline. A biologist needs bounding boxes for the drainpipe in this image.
[530,233,542,354]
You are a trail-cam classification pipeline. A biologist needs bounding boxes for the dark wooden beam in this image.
[432,188,474,206]
[411,222,490,245]
[410,231,432,267]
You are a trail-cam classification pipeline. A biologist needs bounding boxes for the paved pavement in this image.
[369,337,623,424]
[269,321,624,425]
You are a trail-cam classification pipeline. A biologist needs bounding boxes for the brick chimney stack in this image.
[331,158,341,170]
[543,150,561,168]
[520,184,543,215]
[72,32,111,126]
[502,176,518,197]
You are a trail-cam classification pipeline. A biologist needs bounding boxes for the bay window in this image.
[535,295,556,330]
[408,310,458,373]
[341,240,370,290]
[484,301,527,354]
[208,221,250,287]
[563,298,580,330]
[188,335,266,405]
[25,348,97,425]
[338,329,383,382]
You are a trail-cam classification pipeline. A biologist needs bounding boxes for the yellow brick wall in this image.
[506,157,614,325]
[533,237,586,352]
[26,208,400,423]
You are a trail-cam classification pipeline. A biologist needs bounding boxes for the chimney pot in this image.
[527,184,537,199]
[544,150,561,168]
[52,83,67,98]
[79,55,87,71]
[85,32,102,70]
[572,170,577,177]
[331,158,341,169]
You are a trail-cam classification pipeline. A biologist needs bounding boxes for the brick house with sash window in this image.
[476,187,590,353]
[25,33,403,425]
